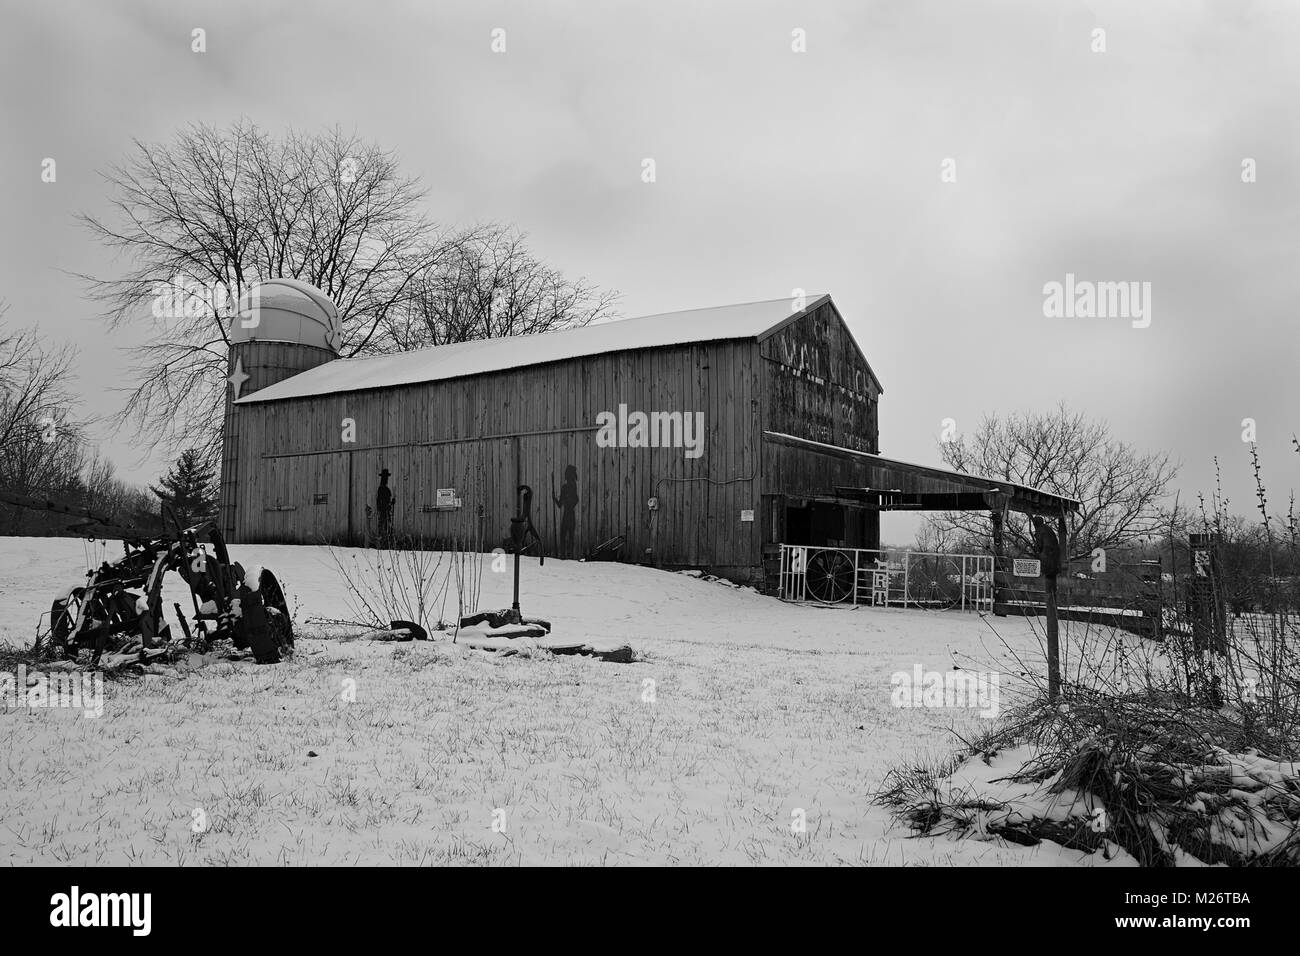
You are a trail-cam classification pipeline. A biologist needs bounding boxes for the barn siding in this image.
[231,340,763,573]
[227,299,889,583]
[759,300,880,453]
[219,341,336,539]
[754,301,883,558]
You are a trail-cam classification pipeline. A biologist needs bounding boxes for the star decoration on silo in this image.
[227,357,250,400]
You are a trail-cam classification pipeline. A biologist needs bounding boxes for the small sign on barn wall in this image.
[1013,558,1042,578]
[740,509,754,522]
[435,488,462,509]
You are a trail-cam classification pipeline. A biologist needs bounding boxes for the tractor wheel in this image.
[804,550,856,603]
[259,569,294,657]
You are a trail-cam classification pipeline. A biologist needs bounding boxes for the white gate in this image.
[778,545,993,612]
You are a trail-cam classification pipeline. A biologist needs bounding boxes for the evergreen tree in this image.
[150,448,217,528]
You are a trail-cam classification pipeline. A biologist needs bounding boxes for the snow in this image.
[0,535,1123,866]
[235,295,829,405]
[916,743,1300,866]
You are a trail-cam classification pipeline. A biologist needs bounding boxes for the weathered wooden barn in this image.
[220,284,1076,586]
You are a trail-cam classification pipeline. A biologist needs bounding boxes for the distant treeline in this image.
[0,468,167,539]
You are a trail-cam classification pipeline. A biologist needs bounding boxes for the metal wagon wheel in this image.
[804,549,856,603]
[259,569,294,657]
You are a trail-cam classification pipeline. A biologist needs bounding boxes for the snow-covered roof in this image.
[228,278,342,353]
[236,294,833,404]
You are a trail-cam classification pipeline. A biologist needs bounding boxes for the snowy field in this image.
[0,536,1121,866]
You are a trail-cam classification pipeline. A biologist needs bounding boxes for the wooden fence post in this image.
[991,509,1006,614]
[1045,570,1060,701]
[1049,509,1068,700]
[1189,533,1227,655]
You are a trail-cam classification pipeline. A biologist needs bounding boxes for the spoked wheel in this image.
[804,550,856,603]
[259,569,294,658]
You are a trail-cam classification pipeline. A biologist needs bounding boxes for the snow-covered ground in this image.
[0,536,1119,865]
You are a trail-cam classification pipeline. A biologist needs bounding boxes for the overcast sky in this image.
[1,0,1296,541]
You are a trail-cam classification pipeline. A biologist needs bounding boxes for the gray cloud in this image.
[0,0,1295,531]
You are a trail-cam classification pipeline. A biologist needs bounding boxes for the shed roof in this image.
[236,294,852,404]
[764,431,1081,515]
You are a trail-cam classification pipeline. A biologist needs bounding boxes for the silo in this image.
[219,279,342,541]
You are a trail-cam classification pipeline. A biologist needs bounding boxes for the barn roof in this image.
[236,293,872,404]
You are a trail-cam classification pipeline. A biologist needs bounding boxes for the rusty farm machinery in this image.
[1,490,293,667]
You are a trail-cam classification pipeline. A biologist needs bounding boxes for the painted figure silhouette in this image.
[376,468,394,541]
[553,464,578,557]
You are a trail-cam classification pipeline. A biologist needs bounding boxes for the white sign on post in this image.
[1013,558,1042,578]
[1194,550,1210,578]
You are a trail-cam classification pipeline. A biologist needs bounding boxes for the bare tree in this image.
[912,520,958,554]
[379,225,620,350]
[0,306,84,482]
[78,121,468,470]
[0,302,97,532]
[925,403,1178,561]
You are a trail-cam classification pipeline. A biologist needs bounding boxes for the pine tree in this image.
[150,448,217,528]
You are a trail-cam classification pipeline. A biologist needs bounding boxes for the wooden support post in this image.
[1035,510,1063,701]
[1052,508,1068,700]
[1057,509,1069,572]
[1188,533,1227,655]
[1045,571,1061,701]
[990,508,1006,614]
[1209,535,1228,656]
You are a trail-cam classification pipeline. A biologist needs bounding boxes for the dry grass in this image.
[878,642,1300,866]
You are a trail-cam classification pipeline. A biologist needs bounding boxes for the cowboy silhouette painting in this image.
[376,468,394,540]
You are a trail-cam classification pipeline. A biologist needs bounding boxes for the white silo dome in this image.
[230,278,342,353]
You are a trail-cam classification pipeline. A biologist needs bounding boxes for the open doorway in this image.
[784,502,853,547]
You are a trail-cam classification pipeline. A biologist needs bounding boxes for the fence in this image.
[777,545,994,611]
[993,557,1165,639]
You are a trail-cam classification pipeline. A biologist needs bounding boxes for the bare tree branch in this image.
[925,402,1179,562]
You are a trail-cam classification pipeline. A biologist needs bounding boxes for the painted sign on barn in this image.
[760,300,880,453]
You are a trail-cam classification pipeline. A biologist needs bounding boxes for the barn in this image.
[219,281,1076,588]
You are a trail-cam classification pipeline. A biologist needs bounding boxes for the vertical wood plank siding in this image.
[759,301,880,454]
[219,341,337,539]
[756,300,883,554]
[227,304,881,580]
[232,340,763,573]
